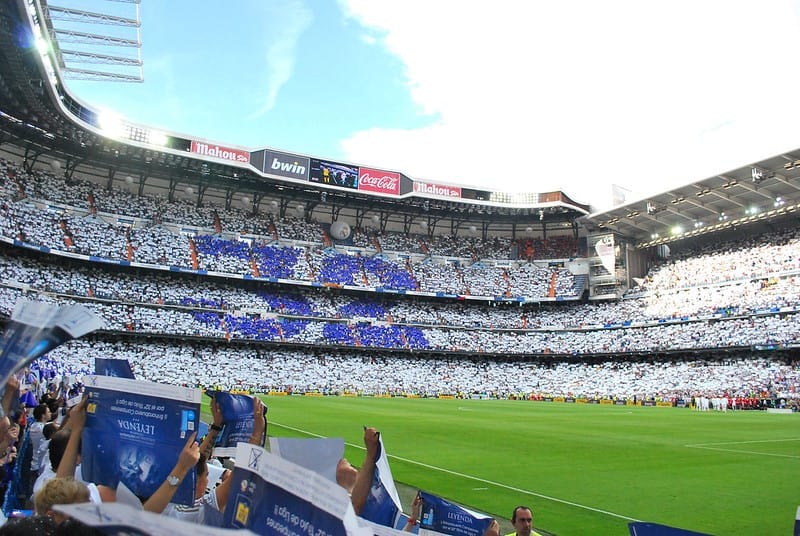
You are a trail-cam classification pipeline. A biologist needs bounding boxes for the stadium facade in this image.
[0,0,798,405]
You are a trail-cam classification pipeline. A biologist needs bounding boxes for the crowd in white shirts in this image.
[0,155,799,401]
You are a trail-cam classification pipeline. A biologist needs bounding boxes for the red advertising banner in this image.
[413,181,462,198]
[190,140,250,163]
[358,167,401,195]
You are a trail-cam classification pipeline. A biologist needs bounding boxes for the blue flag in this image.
[81,375,201,506]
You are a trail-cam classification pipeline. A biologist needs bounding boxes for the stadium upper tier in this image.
[0,219,798,356]
[0,156,585,300]
[1,152,800,355]
[2,150,800,356]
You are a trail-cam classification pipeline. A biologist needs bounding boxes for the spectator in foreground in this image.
[335,426,380,515]
[34,477,89,524]
[506,506,543,536]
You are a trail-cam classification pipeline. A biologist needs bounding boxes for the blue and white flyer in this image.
[223,442,372,536]
[0,299,103,387]
[359,434,403,528]
[55,501,259,536]
[81,375,201,506]
[206,390,263,458]
[417,490,494,536]
[268,436,344,483]
[95,357,136,379]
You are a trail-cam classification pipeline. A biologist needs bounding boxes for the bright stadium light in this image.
[671,225,683,235]
[97,111,125,139]
[35,36,49,55]
[149,130,168,147]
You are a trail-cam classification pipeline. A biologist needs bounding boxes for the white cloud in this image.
[338,0,800,210]
[249,0,313,118]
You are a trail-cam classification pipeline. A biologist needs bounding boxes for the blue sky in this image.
[62,0,800,211]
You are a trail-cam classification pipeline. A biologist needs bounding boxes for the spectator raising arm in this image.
[350,426,380,515]
[143,432,199,513]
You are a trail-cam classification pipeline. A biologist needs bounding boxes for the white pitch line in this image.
[685,437,800,458]
[274,422,641,522]
[686,437,800,447]
[685,445,800,459]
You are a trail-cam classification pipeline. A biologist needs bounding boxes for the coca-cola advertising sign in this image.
[358,167,401,195]
[190,140,250,163]
[413,181,462,198]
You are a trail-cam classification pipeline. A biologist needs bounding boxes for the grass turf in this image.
[204,396,799,536]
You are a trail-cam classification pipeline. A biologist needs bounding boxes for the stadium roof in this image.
[581,151,800,247]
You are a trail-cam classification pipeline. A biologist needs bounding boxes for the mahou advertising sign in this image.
[413,181,462,198]
[358,167,401,195]
[190,141,250,163]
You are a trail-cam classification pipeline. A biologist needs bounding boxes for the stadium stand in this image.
[0,1,799,531]
[0,160,798,390]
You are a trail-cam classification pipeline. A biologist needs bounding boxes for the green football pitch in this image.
[205,395,799,536]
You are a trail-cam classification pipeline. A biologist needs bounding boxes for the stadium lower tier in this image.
[30,336,800,401]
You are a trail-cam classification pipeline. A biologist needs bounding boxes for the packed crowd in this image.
[32,339,800,401]
[0,157,578,263]
[0,235,798,357]
[0,152,799,389]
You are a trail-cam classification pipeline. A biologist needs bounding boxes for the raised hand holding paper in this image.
[0,299,103,389]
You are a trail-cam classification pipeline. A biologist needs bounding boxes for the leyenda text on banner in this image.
[81,375,201,506]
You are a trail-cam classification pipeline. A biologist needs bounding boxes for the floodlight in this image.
[149,130,168,147]
[35,36,49,55]
[97,111,124,139]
